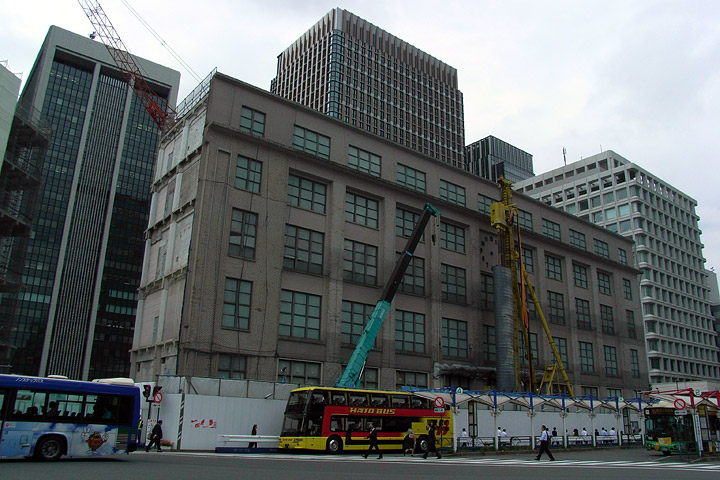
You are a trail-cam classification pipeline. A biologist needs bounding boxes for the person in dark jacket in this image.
[362,423,382,459]
[422,423,441,459]
[146,420,163,452]
[249,424,258,448]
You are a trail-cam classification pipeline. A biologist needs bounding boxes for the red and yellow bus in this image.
[279,386,452,454]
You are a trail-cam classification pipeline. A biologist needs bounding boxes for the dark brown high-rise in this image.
[271,8,465,167]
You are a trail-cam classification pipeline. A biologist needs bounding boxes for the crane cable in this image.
[120,0,203,83]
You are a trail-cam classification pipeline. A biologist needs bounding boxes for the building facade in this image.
[515,152,720,385]
[464,135,534,182]
[7,26,179,380]
[271,8,465,169]
[131,73,647,398]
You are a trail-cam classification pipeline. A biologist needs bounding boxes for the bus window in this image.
[285,391,309,413]
[391,395,410,408]
[331,392,347,405]
[310,391,328,412]
[349,393,368,406]
[382,416,413,432]
[411,397,430,409]
[329,415,345,432]
[364,418,382,431]
[370,393,389,407]
[11,389,46,419]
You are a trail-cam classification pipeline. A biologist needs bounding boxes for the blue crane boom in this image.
[336,203,440,388]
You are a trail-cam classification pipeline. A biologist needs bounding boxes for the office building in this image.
[8,26,179,380]
[515,152,720,384]
[0,63,50,371]
[464,135,534,182]
[271,8,465,168]
[131,72,647,398]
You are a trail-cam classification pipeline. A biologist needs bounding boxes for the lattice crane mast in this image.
[78,0,176,131]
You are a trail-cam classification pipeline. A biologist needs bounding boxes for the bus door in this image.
[0,388,8,448]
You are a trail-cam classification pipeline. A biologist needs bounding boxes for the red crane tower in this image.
[77,0,176,131]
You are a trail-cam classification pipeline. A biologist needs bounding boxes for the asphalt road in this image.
[1,447,719,480]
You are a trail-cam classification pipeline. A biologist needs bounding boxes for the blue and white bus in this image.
[0,374,141,460]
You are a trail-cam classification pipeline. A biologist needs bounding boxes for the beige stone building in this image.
[130,73,647,397]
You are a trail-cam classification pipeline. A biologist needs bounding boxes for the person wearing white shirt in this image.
[534,425,555,461]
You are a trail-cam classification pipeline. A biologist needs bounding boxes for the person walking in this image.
[422,423,441,459]
[363,423,382,459]
[249,424,258,449]
[146,420,163,452]
[403,427,416,455]
[534,425,555,461]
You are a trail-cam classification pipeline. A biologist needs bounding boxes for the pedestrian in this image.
[146,420,163,452]
[404,427,415,455]
[249,424,258,449]
[422,423,441,459]
[551,427,559,446]
[363,423,382,459]
[534,425,555,461]
[459,427,469,448]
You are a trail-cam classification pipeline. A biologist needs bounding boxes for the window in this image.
[287,174,326,213]
[399,255,425,295]
[607,388,622,398]
[597,271,612,295]
[581,386,599,397]
[229,209,257,259]
[518,332,538,365]
[594,239,609,258]
[630,349,640,377]
[278,359,321,385]
[440,179,466,206]
[440,222,465,253]
[395,310,425,353]
[618,248,628,265]
[343,240,378,285]
[569,229,586,249]
[547,291,565,325]
[480,272,494,310]
[604,346,618,376]
[517,209,533,230]
[483,325,496,361]
[279,290,321,340]
[397,163,426,192]
[579,341,594,373]
[164,182,175,218]
[358,367,379,389]
[348,145,381,176]
[442,318,468,357]
[234,155,262,192]
[441,264,467,303]
[600,304,615,334]
[626,310,637,339]
[478,194,493,215]
[396,370,428,389]
[293,125,330,159]
[623,279,633,300]
[345,192,379,228]
[545,255,563,281]
[542,218,561,240]
[341,300,374,344]
[240,106,265,136]
[284,225,324,274]
[555,337,568,367]
[576,298,592,330]
[573,264,588,288]
[396,207,420,237]
[521,247,534,273]
[222,278,252,329]
[218,354,247,379]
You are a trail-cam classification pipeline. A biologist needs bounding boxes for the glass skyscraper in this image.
[8,26,179,379]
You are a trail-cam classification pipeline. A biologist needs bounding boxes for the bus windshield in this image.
[645,413,694,442]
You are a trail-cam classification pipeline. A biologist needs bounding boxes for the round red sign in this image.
[434,396,445,408]
[673,398,686,410]
[154,391,163,404]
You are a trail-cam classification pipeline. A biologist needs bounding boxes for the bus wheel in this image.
[416,436,429,454]
[35,436,64,461]
[326,435,343,454]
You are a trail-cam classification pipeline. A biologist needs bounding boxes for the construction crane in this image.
[78,0,176,131]
[336,203,440,388]
[490,178,574,396]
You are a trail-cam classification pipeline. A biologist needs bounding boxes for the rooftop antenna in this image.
[562,147,567,166]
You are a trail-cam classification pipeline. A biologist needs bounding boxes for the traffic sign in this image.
[434,396,445,409]
[455,387,463,395]
[153,391,163,404]
[673,398,686,410]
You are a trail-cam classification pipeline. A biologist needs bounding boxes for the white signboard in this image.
[693,413,703,453]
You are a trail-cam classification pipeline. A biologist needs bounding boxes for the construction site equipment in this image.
[78,0,176,131]
[491,178,574,396]
[336,203,440,388]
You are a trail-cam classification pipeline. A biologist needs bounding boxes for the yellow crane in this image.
[490,178,574,396]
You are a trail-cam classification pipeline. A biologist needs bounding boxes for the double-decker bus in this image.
[279,386,452,454]
[0,374,141,460]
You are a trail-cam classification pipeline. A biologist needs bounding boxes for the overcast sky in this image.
[2,0,719,279]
